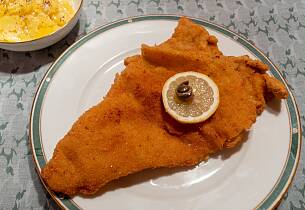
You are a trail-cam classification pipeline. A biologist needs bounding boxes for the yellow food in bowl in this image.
[0,0,75,42]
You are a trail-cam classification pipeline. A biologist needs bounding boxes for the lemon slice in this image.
[162,71,219,124]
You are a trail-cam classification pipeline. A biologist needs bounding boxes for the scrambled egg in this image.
[0,0,75,42]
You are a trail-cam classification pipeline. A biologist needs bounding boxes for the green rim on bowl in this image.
[29,15,301,210]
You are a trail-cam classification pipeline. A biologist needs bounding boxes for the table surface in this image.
[0,0,304,209]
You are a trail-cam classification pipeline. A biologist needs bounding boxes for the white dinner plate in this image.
[30,15,301,210]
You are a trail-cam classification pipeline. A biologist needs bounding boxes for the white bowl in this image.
[0,0,83,51]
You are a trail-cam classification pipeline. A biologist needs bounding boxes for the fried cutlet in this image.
[41,17,288,196]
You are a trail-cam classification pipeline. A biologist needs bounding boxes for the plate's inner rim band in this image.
[30,15,301,210]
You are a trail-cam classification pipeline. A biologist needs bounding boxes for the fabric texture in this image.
[0,0,304,209]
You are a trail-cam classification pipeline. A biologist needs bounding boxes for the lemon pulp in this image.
[0,0,75,42]
[162,71,219,124]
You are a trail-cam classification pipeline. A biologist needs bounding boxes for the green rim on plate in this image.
[29,15,301,210]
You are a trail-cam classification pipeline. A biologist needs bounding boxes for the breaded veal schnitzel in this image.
[41,17,288,196]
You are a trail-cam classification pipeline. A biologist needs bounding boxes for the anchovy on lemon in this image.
[162,71,219,124]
